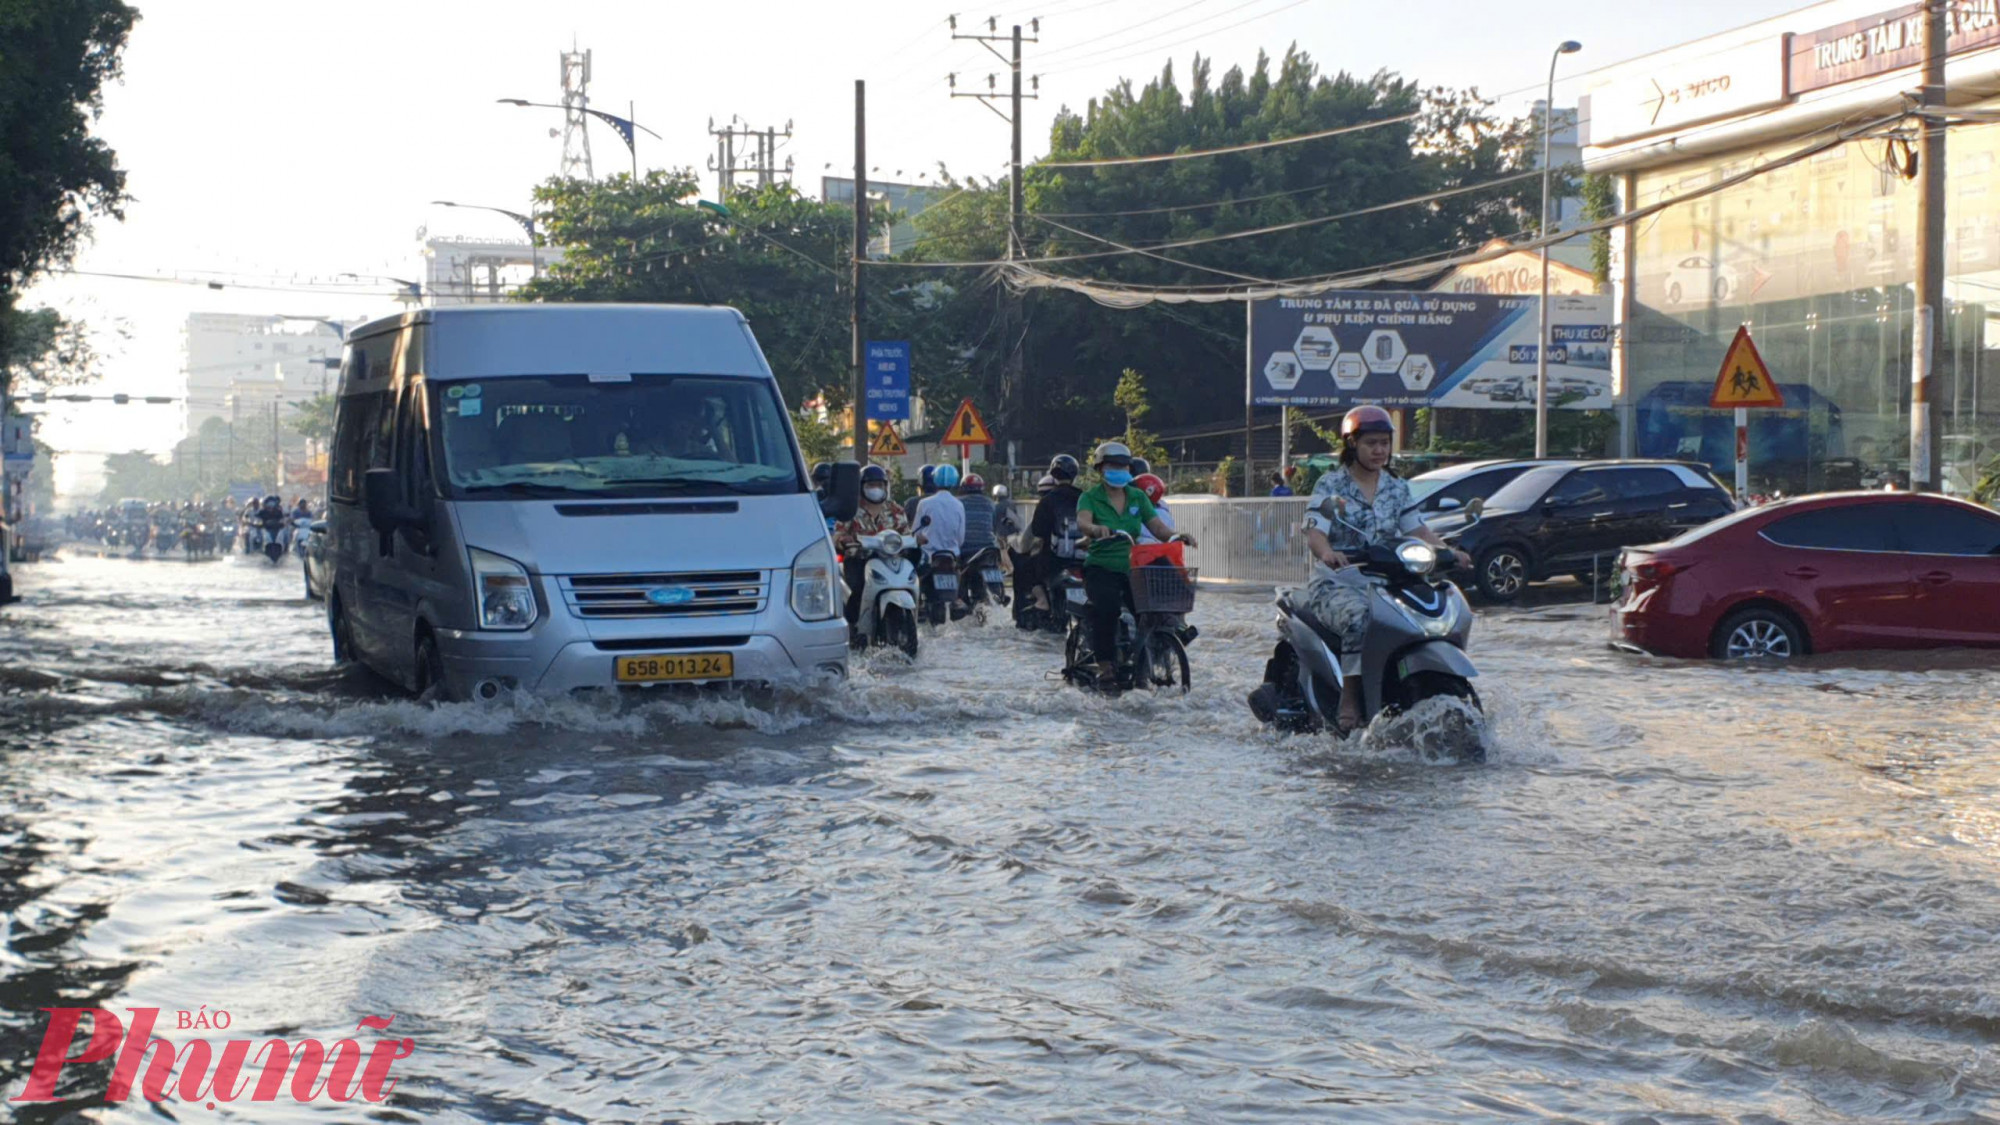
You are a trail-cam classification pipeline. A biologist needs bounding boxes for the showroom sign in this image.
[1582,38,1789,146]
[1788,0,2000,93]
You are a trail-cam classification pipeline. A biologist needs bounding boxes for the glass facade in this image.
[1625,118,2000,496]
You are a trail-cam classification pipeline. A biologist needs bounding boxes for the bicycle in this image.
[1061,536,1195,694]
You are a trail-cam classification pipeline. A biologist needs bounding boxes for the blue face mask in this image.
[1102,469,1133,487]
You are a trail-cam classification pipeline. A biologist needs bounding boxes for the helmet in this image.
[860,463,889,485]
[1036,474,1058,494]
[810,461,832,487]
[991,484,1010,501]
[1133,473,1167,504]
[934,464,961,489]
[1091,441,1132,469]
[1129,456,1152,478]
[918,464,937,493]
[960,472,985,493]
[1048,454,1080,482]
[1339,405,1395,442]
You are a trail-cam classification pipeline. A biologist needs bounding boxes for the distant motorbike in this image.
[960,545,1010,621]
[851,530,921,657]
[922,550,961,627]
[1247,496,1487,760]
[215,517,236,554]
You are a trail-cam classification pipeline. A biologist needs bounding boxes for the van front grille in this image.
[559,571,767,619]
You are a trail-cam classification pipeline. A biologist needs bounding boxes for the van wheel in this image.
[1475,547,1530,602]
[414,631,450,700]
[329,596,355,664]
[1712,607,1804,660]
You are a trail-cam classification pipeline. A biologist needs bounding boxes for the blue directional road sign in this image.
[865,340,910,421]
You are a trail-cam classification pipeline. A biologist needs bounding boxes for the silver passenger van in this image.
[326,304,857,700]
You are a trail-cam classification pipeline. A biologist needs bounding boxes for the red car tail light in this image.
[1632,559,1689,582]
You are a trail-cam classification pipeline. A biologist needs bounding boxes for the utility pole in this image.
[708,118,792,199]
[949,16,1039,435]
[852,81,869,466]
[1911,0,1947,491]
[271,400,281,492]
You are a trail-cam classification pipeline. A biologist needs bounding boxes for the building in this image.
[423,236,555,306]
[822,178,949,257]
[181,313,350,439]
[1584,0,2000,495]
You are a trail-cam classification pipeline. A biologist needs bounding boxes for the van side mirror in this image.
[363,468,418,533]
[1464,497,1484,518]
[819,461,861,523]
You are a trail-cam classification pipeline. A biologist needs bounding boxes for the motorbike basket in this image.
[1129,565,1197,615]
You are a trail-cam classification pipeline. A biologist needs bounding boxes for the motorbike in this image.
[180,522,216,559]
[851,530,922,657]
[1247,496,1487,760]
[960,545,1010,621]
[215,517,236,554]
[922,550,961,626]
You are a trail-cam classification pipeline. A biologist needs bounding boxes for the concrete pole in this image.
[1911,0,1947,490]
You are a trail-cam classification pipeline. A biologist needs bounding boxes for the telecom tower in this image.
[560,47,593,181]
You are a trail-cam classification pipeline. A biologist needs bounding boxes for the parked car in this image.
[1406,459,1573,521]
[1430,460,1735,602]
[298,519,332,601]
[1612,492,2000,660]
[1663,255,1739,305]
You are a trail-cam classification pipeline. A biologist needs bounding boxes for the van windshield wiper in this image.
[595,477,790,495]
[457,481,602,496]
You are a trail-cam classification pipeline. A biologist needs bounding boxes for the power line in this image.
[1041,0,1313,77]
[1032,213,1276,282]
[1047,110,1421,168]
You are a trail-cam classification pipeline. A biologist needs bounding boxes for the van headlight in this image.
[1395,540,1437,575]
[470,547,538,630]
[790,539,839,622]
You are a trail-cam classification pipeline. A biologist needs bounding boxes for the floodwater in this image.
[2,552,1998,1123]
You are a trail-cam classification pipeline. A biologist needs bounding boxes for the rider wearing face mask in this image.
[835,464,909,626]
[1074,441,1196,687]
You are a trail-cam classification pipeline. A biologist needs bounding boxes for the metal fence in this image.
[1166,497,1312,586]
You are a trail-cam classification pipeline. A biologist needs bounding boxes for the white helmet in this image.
[991,484,1010,500]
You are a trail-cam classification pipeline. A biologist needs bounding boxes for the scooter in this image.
[1247,496,1487,760]
[960,545,1010,621]
[923,550,962,626]
[852,530,922,657]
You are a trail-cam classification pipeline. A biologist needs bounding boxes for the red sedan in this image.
[1612,492,2000,659]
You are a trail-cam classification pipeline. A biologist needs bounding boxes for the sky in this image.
[24,0,1810,493]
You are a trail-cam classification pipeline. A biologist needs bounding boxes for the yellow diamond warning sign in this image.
[1709,325,1784,409]
[868,421,907,458]
[940,398,993,448]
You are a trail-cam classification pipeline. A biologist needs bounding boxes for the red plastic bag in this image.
[1130,541,1185,569]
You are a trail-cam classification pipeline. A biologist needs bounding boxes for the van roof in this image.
[349,304,770,381]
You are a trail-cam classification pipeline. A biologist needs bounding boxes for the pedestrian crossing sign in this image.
[869,421,907,457]
[1709,325,1784,409]
[941,398,993,448]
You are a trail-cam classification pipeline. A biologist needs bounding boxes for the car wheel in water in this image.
[1712,607,1803,660]
[329,596,355,664]
[1475,547,1529,603]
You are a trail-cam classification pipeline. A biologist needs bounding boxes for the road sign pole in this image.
[1735,406,1749,499]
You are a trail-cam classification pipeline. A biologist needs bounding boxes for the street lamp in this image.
[431,200,541,280]
[497,97,659,180]
[1535,39,1583,459]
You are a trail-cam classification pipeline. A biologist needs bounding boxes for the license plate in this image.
[982,568,1005,584]
[613,652,734,683]
[1065,586,1088,604]
[933,574,958,593]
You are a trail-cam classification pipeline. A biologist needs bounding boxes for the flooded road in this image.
[3,552,1999,1123]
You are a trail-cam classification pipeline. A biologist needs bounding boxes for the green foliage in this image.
[522,172,908,411]
[1212,455,1238,497]
[97,415,288,502]
[1974,455,2000,507]
[793,407,844,464]
[288,394,337,443]
[1105,367,1168,469]
[1,306,98,397]
[1581,172,1616,288]
[0,0,137,366]
[905,48,1543,459]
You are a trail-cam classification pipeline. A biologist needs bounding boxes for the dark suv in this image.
[1429,460,1735,602]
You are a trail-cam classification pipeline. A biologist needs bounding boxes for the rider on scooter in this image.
[1300,407,1471,733]
[835,464,909,626]
[1074,442,1195,688]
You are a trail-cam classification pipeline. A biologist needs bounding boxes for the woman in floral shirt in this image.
[836,464,911,626]
[1300,407,1471,733]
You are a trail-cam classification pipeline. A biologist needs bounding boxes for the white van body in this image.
[325,304,847,699]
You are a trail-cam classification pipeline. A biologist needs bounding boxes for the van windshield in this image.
[433,374,804,498]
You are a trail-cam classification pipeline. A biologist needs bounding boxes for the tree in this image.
[1107,368,1168,469]
[792,406,843,464]
[0,0,138,366]
[289,394,336,443]
[521,172,910,413]
[906,48,1545,459]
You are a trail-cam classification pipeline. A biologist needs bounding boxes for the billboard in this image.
[1249,292,1612,410]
